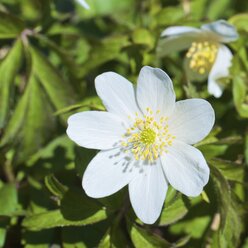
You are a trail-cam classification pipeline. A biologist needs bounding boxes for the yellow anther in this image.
[120,110,176,162]
[186,41,218,75]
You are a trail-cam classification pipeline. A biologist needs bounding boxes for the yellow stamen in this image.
[121,110,176,162]
[186,41,218,75]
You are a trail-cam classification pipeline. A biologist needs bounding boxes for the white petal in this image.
[169,99,215,145]
[201,20,238,43]
[83,148,139,198]
[158,27,201,56]
[75,0,90,9]
[161,26,200,37]
[129,161,168,224]
[161,141,209,197]
[208,45,233,98]
[67,111,126,150]
[95,72,141,123]
[137,66,175,116]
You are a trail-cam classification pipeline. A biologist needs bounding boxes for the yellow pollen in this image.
[140,128,156,145]
[186,41,218,75]
[121,109,176,162]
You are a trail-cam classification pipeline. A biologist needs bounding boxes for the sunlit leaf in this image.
[0,39,23,128]
[210,165,244,247]
[0,184,18,216]
[232,75,248,118]
[78,36,130,78]
[128,221,171,248]
[29,46,78,121]
[158,188,189,226]
[23,188,107,230]
[229,13,248,32]
[44,175,68,200]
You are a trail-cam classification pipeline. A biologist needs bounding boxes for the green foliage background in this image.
[0,0,248,247]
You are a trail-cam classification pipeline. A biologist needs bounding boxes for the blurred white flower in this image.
[75,0,89,9]
[158,20,238,98]
[67,66,215,224]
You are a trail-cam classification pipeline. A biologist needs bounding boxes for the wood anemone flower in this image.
[67,66,215,224]
[158,20,239,98]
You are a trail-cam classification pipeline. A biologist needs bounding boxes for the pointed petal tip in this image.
[201,20,239,43]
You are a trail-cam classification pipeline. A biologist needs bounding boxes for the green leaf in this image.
[245,133,248,165]
[0,226,6,248]
[29,46,77,120]
[0,184,18,216]
[17,75,55,162]
[190,0,208,20]
[229,14,248,32]
[62,225,107,248]
[132,29,155,50]
[232,75,248,118]
[75,146,97,177]
[27,135,74,168]
[210,159,244,183]
[54,96,105,116]
[78,36,130,78]
[44,175,68,200]
[206,0,230,19]
[0,218,9,248]
[20,0,51,24]
[0,62,57,162]
[23,208,107,231]
[128,222,171,248]
[169,215,211,239]
[0,79,30,148]
[98,231,111,248]
[155,7,185,26]
[98,227,129,248]
[158,189,189,226]
[22,229,56,248]
[0,39,23,128]
[198,144,228,160]
[2,72,56,162]
[242,237,248,248]
[23,189,107,230]
[211,165,244,248]
[0,11,24,39]
[195,127,221,147]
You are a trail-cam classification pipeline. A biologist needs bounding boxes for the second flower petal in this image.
[208,45,233,98]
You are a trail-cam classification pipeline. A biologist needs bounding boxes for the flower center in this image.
[140,128,156,145]
[186,41,218,75]
[121,108,176,162]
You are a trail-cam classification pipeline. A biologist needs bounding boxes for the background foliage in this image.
[0,0,248,247]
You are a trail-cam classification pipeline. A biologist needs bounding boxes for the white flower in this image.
[66,66,215,224]
[75,0,90,9]
[158,20,238,98]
